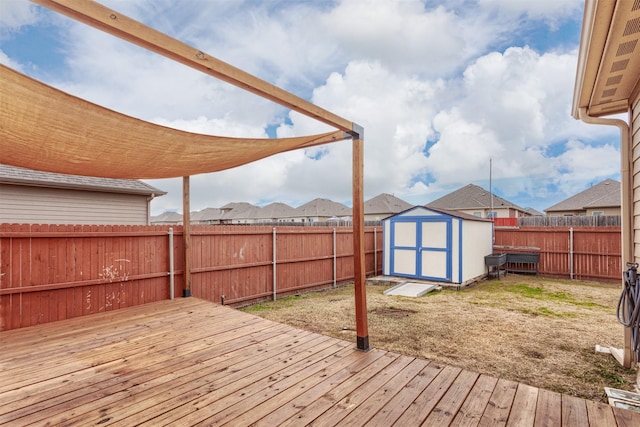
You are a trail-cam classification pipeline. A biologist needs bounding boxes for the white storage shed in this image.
[382,206,493,285]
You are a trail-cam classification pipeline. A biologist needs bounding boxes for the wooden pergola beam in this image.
[30,0,353,133]
[28,0,369,351]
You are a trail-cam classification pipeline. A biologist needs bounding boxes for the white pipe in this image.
[273,227,277,301]
[168,227,174,300]
[578,107,632,368]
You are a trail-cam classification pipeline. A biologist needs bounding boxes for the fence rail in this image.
[0,223,624,331]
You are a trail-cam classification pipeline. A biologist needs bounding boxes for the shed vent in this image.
[616,40,637,56]
[623,17,640,36]
[602,88,617,98]
[633,0,640,11]
[611,59,630,72]
[606,75,623,85]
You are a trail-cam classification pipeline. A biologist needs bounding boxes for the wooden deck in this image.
[1,298,639,426]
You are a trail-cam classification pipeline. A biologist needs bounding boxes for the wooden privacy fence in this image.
[494,226,622,283]
[0,224,623,331]
[0,224,383,331]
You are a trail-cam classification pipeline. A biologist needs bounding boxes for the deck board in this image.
[1,297,639,426]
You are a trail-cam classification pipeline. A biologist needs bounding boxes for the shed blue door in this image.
[389,217,452,282]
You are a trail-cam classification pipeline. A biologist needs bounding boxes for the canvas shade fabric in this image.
[0,64,349,179]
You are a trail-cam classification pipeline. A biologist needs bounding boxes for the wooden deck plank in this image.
[422,369,480,427]
[44,330,335,426]
[129,341,353,426]
[276,354,415,427]
[332,358,434,427]
[0,308,261,396]
[534,388,562,427]
[478,378,519,427]
[562,394,589,427]
[391,364,463,426]
[506,384,538,427]
[6,316,279,403]
[450,374,499,427]
[194,349,385,426]
[585,399,617,427]
[4,324,315,426]
[0,306,264,398]
[362,360,445,426]
[253,351,401,426]
[1,297,639,427]
[612,404,640,426]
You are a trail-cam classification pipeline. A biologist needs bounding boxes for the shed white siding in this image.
[382,206,493,285]
[0,184,150,225]
[462,217,494,281]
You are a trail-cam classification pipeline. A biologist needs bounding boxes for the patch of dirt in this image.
[240,275,637,402]
[370,307,417,318]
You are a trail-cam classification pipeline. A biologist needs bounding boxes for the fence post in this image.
[569,227,574,280]
[333,228,337,288]
[168,227,174,300]
[273,227,277,301]
[374,227,377,276]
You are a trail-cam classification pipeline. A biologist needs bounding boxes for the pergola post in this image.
[351,124,369,351]
[183,176,192,297]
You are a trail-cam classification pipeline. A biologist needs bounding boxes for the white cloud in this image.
[421,45,620,205]
[0,0,39,31]
[323,0,497,77]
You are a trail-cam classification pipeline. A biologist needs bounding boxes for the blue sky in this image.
[0,0,622,215]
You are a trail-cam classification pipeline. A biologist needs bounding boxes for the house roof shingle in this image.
[295,198,351,218]
[425,184,525,212]
[364,193,413,215]
[0,164,165,196]
[545,179,620,213]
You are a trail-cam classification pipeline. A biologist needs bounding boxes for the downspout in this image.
[578,107,632,368]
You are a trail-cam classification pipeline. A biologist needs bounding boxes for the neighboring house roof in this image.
[423,206,493,222]
[364,193,413,215]
[0,164,166,196]
[295,198,351,217]
[259,202,297,219]
[425,184,526,212]
[192,208,224,222]
[151,211,183,223]
[524,207,544,216]
[545,179,621,213]
[221,203,260,221]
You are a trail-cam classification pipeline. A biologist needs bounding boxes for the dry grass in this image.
[240,275,637,402]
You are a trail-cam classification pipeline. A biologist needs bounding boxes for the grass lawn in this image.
[240,274,637,403]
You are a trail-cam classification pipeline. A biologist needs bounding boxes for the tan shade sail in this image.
[0,65,349,179]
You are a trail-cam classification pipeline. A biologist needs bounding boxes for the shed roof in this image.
[426,184,525,212]
[385,205,492,223]
[0,164,165,196]
[545,179,621,212]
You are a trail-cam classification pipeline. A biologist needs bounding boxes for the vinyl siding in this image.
[0,184,150,225]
